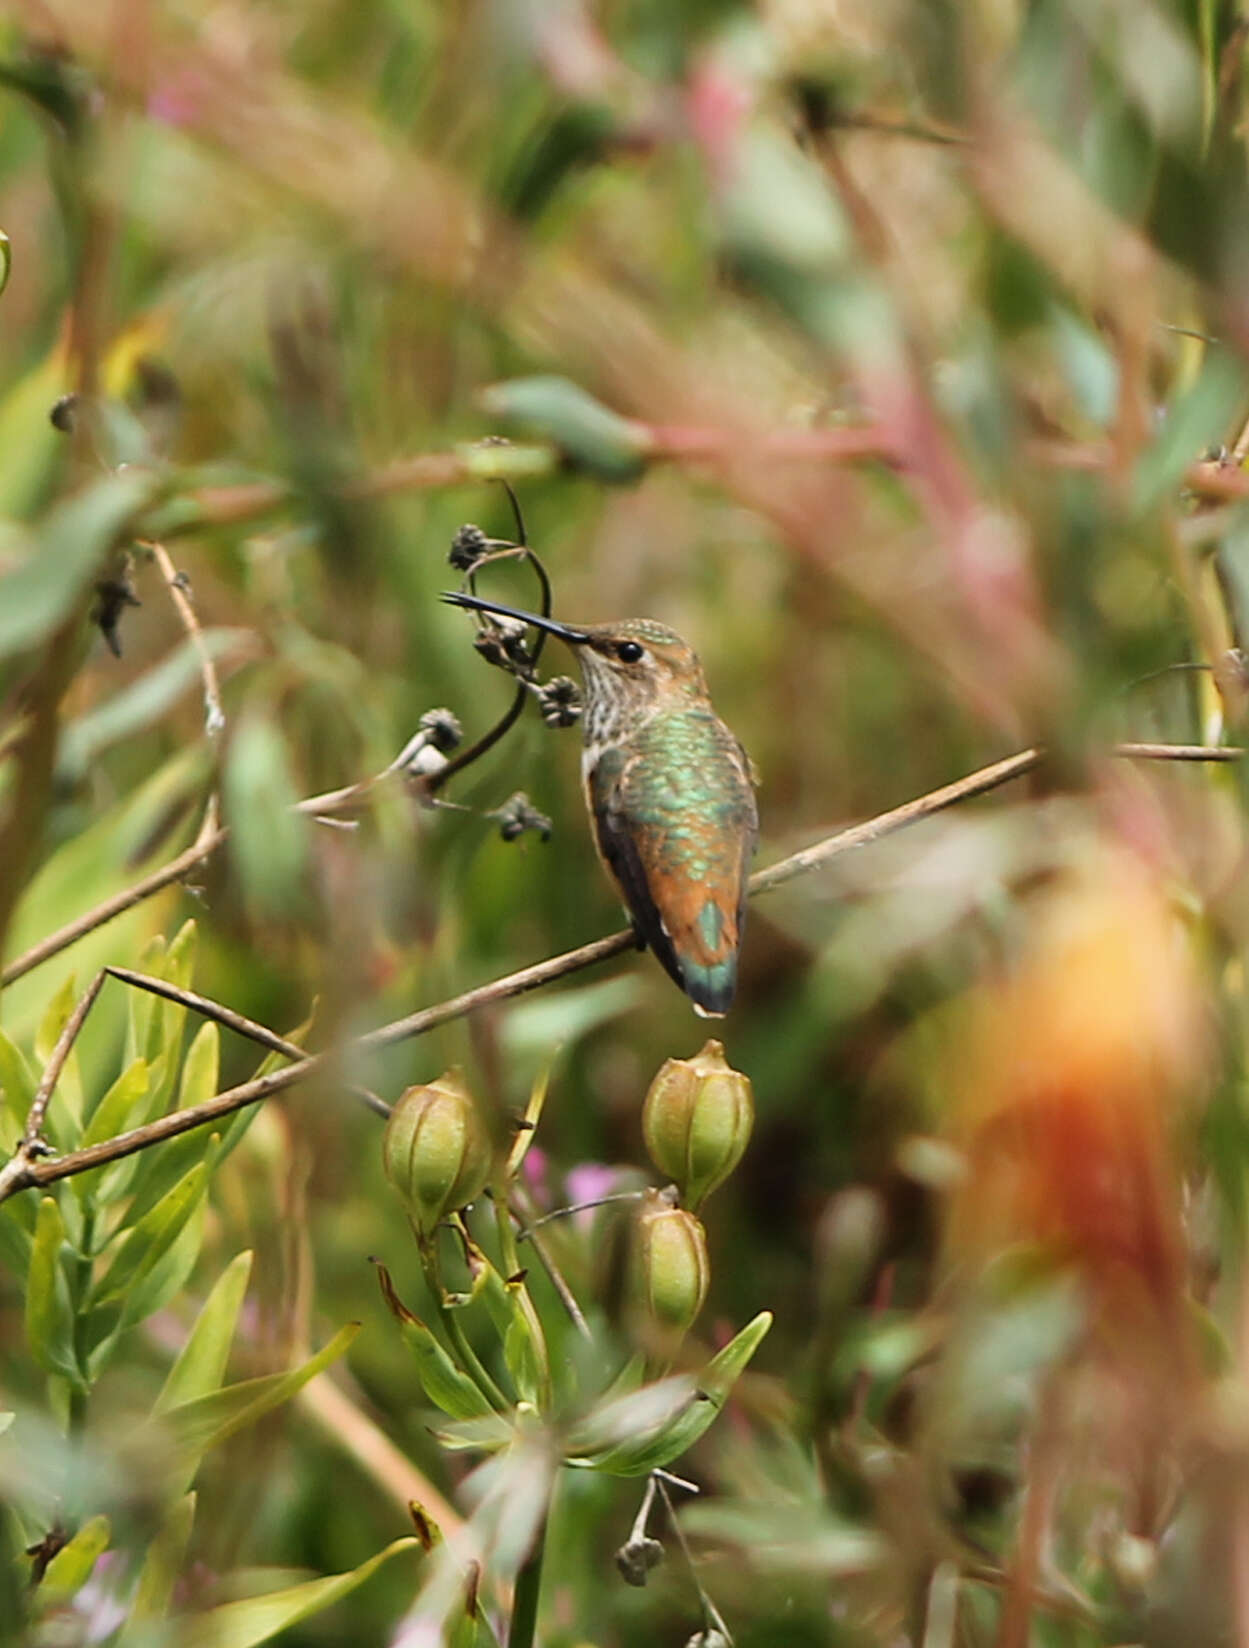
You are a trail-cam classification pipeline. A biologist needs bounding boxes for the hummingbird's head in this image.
[441,594,708,743]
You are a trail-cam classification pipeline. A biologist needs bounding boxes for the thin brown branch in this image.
[24,971,105,1146]
[105,966,303,1060]
[0,971,105,1203]
[1,828,228,988]
[141,540,226,737]
[107,966,391,1118]
[173,431,1249,543]
[2,772,379,988]
[2,734,1241,997]
[0,742,1073,1204]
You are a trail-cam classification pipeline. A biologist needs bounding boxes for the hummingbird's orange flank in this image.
[444,592,759,1017]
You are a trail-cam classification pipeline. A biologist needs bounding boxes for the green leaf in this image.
[0,468,159,659]
[118,1178,210,1331]
[34,1515,110,1613]
[57,630,250,781]
[26,1197,82,1387]
[567,1310,772,1476]
[126,934,166,1066]
[91,1160,211,1308]
[425,1411,515,1453]
[0,1204,33,1277]
[0,343,65,518]
[74,1058,149,1202]
[477,376,649,483]
[160,1322,360,1477]
[34,974,83,1140]
[501,1283,544,1408]
[375,1263,493,1420]
[1134,352,1247,514]
[178,1535,419,1648]
[223,716,309,915]
[178,1022,219,1112]
[157,1251,254,1415]
[0,1026,36,1147]
[115,1493,196,1644]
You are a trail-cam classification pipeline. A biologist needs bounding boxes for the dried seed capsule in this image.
[449,523,489,571]
[536,675,582,728]
[642,1040,754,1210]
[383,1069,492,1238]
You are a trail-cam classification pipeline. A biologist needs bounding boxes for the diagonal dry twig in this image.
[1,722,1240,995]
[0,771,385,988]
[0,736,1234,1205]
[0,970,106,1203]
[141,540,226,737]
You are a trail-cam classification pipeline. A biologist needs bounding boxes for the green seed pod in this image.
[382,1069,492,1238]
[642,1040,754,1210]
[630,1195,710,1348]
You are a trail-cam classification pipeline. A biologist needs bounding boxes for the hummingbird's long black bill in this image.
[440,590,590,643]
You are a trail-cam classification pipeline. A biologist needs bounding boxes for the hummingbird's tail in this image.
[683,958,737,1018]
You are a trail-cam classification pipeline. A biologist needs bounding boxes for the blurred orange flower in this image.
[948,850,1209,1347]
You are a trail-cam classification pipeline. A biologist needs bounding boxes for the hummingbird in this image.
[443,591,759,1017]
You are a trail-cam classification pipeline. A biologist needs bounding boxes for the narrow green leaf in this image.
[0,1204,34,1277]
[178,1535,418,1648]
[0,344,65,517]
[118,1181,210,1331]
[126,934,166,1066]
[0,468,158,659]
[478,375,649,482]
[0,1026,36,1144]
[376,1264,493,1420]
[569,1310,772,1476]
[92,1161,210,1308]
[223,717,309,916]
[26,1197,81,1386]
[177,1023,219,1112]
[93,1049,173,1208]
[501,1284,543,1408]
[161,1322,360,1475]
[156,1251,254,1415]
[58,630,248,781]
[34,1515,110,1612]
[115,1493,196,1644]
[505,1058,552,1178]
[165,920,198,991]
[74,1059,149,1203]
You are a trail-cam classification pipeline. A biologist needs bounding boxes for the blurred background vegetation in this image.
[7,0,1249,1643]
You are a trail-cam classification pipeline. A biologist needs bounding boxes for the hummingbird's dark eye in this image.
[615,640,645,663]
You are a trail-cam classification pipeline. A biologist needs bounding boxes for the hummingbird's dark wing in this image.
[586,715,758,1017]
[585,746,685,983]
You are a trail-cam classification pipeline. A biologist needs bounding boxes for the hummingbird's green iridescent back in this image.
[585,704,757,1016]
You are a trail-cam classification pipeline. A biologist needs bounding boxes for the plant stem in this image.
[493,1183,552,1407]
[508,1510,548,1648]
[420,1238,511,1414]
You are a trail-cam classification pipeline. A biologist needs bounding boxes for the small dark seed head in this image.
[614,1536,664,1587]
[536,675,582,728]
[418,707,463,752]
[473,615,530,673]
[50,393,78,433]
[492,791,552,843]
[449,523,489,572]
